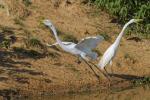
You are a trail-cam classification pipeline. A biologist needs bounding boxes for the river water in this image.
[15,85,150,100]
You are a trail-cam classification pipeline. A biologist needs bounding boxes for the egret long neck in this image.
[114,22,131,47]
[48,26,65,48]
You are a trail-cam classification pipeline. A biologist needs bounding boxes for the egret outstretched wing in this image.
[43,19,104,80]
[75,35,104,52]
[75,35,104,59]
[87,52,98,60]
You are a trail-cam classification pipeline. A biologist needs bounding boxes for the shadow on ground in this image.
[110,73,144,80]
[0,49,48,85]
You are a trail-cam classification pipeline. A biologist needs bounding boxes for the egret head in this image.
[43,19,54,28]
[43,19,56,32]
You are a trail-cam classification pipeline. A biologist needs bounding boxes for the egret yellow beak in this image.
[135,19,143,23]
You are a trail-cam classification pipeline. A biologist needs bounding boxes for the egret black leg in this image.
[89,62,109,78]
[104,67,109,75]
[104,67,111,82]
[89,62,102,72]
[89,62,111,85]
[110,66,114,76]
[81,58,100,80]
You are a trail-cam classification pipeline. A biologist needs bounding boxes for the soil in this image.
[0,0,149,99]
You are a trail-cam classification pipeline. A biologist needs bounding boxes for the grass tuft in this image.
[14,18,24,26]
[124,53,137,64]
[0,39,11,49]
[99,33,111,42]
[22,0,32,7]
[26,37,42,48]
[132,76,150,86]
[57,29,78,43]
[0,4,5,9]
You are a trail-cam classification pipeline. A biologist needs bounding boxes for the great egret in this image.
[43,19,104,79]
[98,19,143,77]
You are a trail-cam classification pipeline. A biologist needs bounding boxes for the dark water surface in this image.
[15,85,150,100]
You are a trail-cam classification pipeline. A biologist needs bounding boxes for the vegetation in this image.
[132,76,150,86]
[0,4,5,9]
[14,18,24,26]
[98,33,111,42]
[0,26,15,49]
[57,29,78,43]
[92,0,150,38]
[0,39,11,49]
[22,0,32,7]
[13,47,42,58]
[23,30,44,49]
[124,53,137,64]
[0,25,15,34]
[25,37,42,48]
[38,16,46,29]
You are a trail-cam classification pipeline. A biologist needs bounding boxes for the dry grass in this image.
[0,0,149,97]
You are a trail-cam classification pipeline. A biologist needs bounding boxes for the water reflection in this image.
[16,85,150,100]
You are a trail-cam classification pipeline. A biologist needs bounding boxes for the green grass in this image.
[57,29,78,43]
[14,18,24,26]
[0,39,11,49]
[23,31,44,49]
[124,53,131,59]
[0,25,16,49]
[26,37,42,47]
[124,53,137,64]
[12,73,29,79]
[132,76,150,86]
[0,4,5,9]
[98,33,111,42]
[38,16,46,29]
[61,34,78,43]
[93,0,150,38]
[0,25,15,34]
[22,0,32,7]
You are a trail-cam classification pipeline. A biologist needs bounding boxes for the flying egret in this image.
[43,19,104,79]
[98,19,143,77]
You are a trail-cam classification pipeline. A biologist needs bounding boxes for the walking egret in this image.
[98,19,143,77]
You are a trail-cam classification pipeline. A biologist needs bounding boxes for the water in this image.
[15,85,150,100]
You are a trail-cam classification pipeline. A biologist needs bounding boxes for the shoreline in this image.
[0,78,133,99]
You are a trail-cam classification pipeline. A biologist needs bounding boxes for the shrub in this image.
[25,37,43,48]
[0,39,11,49]
[93,0,150,38]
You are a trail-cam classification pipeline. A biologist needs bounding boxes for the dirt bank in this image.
[0,0,149,99]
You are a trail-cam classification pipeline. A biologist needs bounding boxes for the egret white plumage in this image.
[43,19,104,79]
[98,19,143,77]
